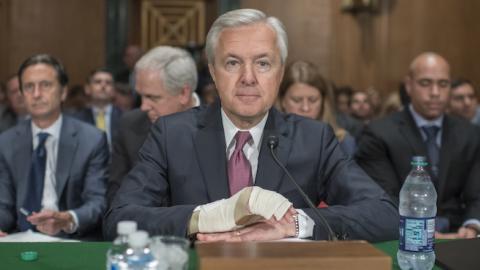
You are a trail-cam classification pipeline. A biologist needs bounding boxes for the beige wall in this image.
[241,0,480,96]
[0,0,105,86]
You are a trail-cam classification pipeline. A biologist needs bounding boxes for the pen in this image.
[19,208,31,216]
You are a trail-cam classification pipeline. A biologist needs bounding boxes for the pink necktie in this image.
[228,131,253,195]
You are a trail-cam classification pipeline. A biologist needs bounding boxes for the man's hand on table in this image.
[197,207,297,242]
[27,210,74,235]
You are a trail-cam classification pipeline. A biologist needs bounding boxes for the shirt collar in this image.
[221,108,268,150]
[408,104,443,129]
[192,92,201,107]
[31,114,63,141]
[91,104,112,115]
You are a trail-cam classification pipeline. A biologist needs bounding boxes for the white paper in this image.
[0,230,79,242]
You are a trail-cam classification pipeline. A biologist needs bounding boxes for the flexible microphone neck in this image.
[267,135,338,241]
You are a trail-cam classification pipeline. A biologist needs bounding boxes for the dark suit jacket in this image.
[71,105,123,143]
[355,109,480,230]
[104,102,398,242]
[107,109,151,204]
[0,106,20,134]
[0,116,110,239]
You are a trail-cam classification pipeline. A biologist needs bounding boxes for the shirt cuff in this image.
[64,210,79,234]
[296,209,314,239]
[463,219,480,233]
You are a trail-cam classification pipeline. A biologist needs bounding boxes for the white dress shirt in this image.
[31,114,79,232]
[409,104,443,147]
[221,109,315,238]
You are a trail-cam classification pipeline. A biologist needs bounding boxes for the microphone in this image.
[267,135,338,241]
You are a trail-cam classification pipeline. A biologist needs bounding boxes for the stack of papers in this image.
[0,230,79,242]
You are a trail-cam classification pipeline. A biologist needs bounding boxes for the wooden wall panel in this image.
[4,0,480,94]
[0,0,9,78]
[1,0,105,86]
[241,0,333,77]
[240,0,480,97]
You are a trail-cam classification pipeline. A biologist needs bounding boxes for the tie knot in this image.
[234,131,251,150]
[37,132,49,146]
[422,125,440,139]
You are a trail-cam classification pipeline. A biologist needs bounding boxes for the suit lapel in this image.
[255,108,291,192]
[110,106,123,133]
[55,117,78,196]
[15,122,33,206]
[397,109,428,157]
[194,102,230,201]
[437,116,453,202]
[87,108,95,125]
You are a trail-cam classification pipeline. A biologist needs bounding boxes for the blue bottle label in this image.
[399,216,435,252]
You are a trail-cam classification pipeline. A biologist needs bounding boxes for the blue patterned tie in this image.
[422,126,440,179]
[18,132,49,231]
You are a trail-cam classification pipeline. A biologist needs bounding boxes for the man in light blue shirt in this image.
[0,54,109,239]
[356,52,480,238]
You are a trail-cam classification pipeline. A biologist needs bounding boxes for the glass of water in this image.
[150,235,190,270]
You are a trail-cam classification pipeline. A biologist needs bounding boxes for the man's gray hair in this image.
[205,9,288,65]
[135,46,198,95]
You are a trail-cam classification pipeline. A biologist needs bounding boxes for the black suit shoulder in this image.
[118,109,149,131]
[444,114,480,138]
[157,105,204,128]
[70,107,94,124]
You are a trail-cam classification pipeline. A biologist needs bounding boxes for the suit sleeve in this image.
[0,148,16,232]
[103,119,196,240]
[71,133,109,235]
[355,124,402,201]
[462,128,480,222]
[306,124,399,242]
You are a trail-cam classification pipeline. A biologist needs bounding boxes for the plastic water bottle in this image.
[125,231,158,270]
[106,221,138,270]
[397,156,437,270]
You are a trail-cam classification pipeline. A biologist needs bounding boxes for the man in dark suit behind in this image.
[0,54,109,239]
[104,9,398,242]
[72,68,122,148]
[106,46,199,204]
[0,75,28,133]
[356,52,480,238]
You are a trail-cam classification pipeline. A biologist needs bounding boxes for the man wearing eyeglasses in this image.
[0,54,109,239]
[356,52,480,239]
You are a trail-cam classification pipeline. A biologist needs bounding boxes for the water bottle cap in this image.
[128,230,149,248]
[411,156,428,166]
[117,221,137,235]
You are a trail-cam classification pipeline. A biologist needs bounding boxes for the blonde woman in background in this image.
[278,61,356,156]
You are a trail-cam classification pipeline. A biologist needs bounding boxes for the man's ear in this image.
[179,85,192,106]
[61,86,68,102]
[208,64,216,83]
[84,83,91,96]
[404,76,412,97]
